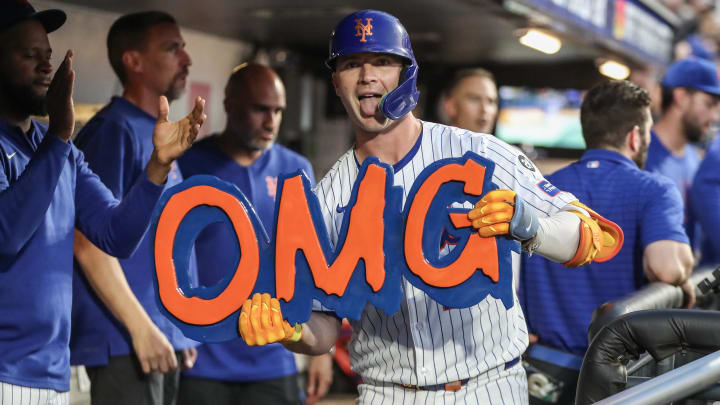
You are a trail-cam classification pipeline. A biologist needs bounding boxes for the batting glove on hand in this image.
[239,293,302,346]
[468,190,538,241]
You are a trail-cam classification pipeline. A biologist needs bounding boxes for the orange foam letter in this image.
[405,159,499,287]
[155,185,260,325]
[275,165,387,300]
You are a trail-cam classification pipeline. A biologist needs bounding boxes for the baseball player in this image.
[236,10,620,404]
[177,63,332,405]
[443,67,498,134]
[70,12,199,405]
[646,58,720,253]
[0,2,204,404]
[521,80,694,405]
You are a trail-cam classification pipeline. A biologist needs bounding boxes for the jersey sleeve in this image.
[0,135,72,255]
[75,118,140,198]
[641,176,689,249]
[73,145,164,258]
[480,137,577,218]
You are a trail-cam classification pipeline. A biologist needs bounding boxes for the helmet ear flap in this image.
[380,63,419,120]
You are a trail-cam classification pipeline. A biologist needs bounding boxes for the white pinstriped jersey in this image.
[0,381,68,405]
[312,121,578,388]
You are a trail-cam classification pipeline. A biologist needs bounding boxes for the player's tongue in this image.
[358,94,381,116]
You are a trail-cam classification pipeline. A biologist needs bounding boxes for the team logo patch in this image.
[537,180,560,196]
[518,155,535,172]
[586,160,600,169]
[355,18,373,42]
[170,162,179,181]
[266,176,278,199]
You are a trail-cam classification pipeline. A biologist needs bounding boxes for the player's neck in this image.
[216,131,263,167]
[653,116,687,155]
[354,114,421,166]
[122,85,165,119]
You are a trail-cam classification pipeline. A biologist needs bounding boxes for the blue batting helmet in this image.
[325,10,419,120]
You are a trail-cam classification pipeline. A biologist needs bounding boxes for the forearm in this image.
[73,230,154,335]
[644,240,694,285]
[283,312,341,356]
[76,168,163,258]
[0,136,71,255]
[144,150,172,186]
[525,210,580,263]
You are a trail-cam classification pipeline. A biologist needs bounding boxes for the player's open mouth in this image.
[358,93,382,116]
[358,93,381,100]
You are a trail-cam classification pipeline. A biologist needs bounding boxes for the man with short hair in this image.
[177,63,332,405]
[70,11,199,405]
[443,67,498,134]
[0,2,204,404]
[646,57,720,251]
[521,80,694,405]
[236,10,622,404]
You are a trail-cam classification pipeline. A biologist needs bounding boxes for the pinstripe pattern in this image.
[0,382,69,405]
[312,121,576,399]
[358,362,528,405]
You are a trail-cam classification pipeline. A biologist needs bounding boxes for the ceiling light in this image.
[598,60,630,80]
[518,29,561,55]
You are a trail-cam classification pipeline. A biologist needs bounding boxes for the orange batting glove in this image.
[468,190,538,240]
[239,293,302,346]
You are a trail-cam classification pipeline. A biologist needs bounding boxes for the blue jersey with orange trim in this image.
[178,135,314,382]
[70,97,198,367]
[521,149,688,356]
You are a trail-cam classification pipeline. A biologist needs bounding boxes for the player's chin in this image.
[360,118,392,133]
[258,140,275,151]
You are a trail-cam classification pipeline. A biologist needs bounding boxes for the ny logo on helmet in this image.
[354,18,373,42]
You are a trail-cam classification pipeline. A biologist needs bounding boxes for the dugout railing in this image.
[575,266,720,405]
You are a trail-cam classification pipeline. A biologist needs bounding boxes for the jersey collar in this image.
[111,96,157,122]
[353,124,424,173]
[579,148,638,169]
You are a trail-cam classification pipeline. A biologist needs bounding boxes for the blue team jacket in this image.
[0,119,164,391]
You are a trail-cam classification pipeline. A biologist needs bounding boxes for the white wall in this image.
[35,0,253,134]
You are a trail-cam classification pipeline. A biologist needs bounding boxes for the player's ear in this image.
[673,88,690,110]
[628,125,641,153]
[443,95,457,119]
[331,72,341,96]
[122,50,143,76]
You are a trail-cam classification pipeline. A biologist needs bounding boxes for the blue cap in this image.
[662,57,720,96]
[0,0,66,33]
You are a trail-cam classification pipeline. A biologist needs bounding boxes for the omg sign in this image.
[152,152,517,342]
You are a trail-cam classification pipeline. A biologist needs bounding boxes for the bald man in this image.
[443,68,498,134]
[177,63,332,405]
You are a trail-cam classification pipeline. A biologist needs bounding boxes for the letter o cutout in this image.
[155,185,260,325]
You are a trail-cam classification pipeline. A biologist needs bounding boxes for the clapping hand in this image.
[46,50,75,142]
[152,95,206,165]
